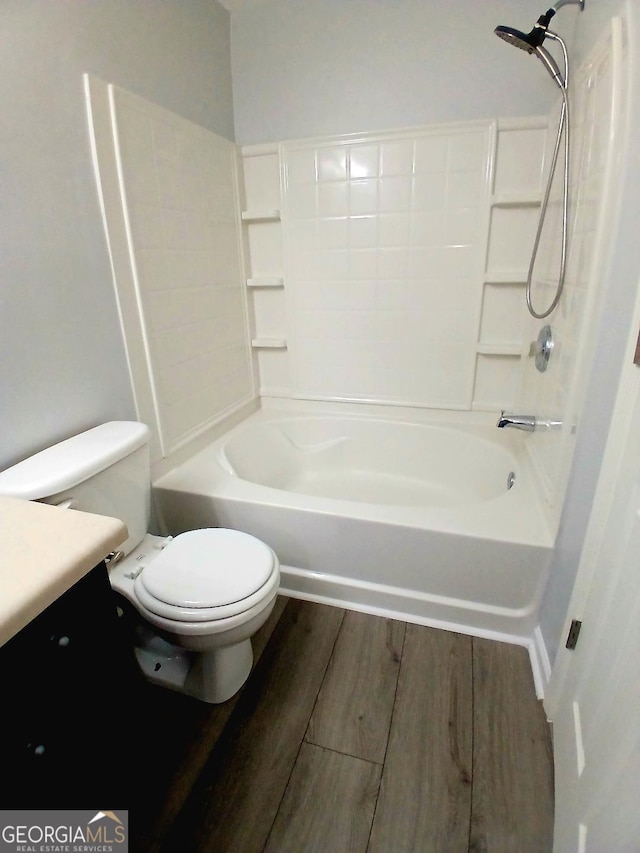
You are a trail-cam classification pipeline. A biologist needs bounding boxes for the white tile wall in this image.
[492,126,548,198]
[243,120,548,411]
[486,206,541,274]
[97,85,254,457]
[480,283,527,346]
[281,124,493,407]
[474,354,522,413]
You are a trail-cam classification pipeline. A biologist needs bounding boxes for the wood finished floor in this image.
[132,597,554,853]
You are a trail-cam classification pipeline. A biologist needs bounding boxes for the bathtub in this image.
[153,404,553,650]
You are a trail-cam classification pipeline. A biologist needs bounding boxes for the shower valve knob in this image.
[529,325,554,372]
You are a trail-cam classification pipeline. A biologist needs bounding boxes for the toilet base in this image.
[134,635,191,690]
[185,639,254,704]
[134,633,254,704]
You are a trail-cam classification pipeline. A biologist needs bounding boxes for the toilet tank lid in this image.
[0,421,150,501]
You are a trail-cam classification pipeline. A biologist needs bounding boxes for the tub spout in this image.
[497,411,537,431]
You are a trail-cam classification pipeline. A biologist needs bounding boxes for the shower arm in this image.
[552,0,584,11]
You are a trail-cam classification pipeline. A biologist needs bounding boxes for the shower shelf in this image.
[246,277,284,288]
[490,193,541,208]
[251,338,288,349]
[241,209,281,222]
[483,272,528,285]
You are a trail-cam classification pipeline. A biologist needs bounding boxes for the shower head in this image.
[494,26,539,54]
[494,0,585,52]
[494,6,575,89]
[494,9,556,55]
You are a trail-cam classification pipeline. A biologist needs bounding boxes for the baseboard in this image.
[527,625,552,700]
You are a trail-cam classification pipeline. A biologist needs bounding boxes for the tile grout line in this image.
[364,618,408,853]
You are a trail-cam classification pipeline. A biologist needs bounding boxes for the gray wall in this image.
[230,0,578,145]
[1,0,233,469]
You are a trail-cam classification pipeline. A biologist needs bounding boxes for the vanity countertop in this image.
[0,496,128,647]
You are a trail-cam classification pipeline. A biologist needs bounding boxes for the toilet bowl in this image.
[0,419,281,705]
[110,528,280,703]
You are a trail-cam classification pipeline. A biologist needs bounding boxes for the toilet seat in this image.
[134,529,279,623]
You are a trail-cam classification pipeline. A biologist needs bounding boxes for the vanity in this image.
[0,497,140,805]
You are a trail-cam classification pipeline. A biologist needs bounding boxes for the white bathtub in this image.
[153,404,553,650]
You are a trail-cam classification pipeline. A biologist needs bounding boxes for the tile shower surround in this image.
[245,119,550,414]
[282,127,494,408]
[92,84,546,460]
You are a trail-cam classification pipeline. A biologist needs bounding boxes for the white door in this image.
[547,292,640,852]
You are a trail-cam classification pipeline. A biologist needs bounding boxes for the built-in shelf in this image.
[490,193,542,208]
[246,277,284,288]
[476,343,522,356]
[251,338,288,349]
[241,209,281,222]
[483,272,528,285]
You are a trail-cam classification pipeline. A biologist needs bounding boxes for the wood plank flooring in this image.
[368,623,473,853]
[131,598,554,853]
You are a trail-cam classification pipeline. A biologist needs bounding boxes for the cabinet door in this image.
[1,563,142,805]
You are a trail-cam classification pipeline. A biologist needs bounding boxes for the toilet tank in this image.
[0,422,151,556]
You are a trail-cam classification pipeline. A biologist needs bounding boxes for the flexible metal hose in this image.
[526,34,570,319]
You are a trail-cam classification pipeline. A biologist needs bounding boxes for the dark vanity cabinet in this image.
[1,562,142,805]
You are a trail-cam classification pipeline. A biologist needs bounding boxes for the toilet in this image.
[0,421,280,704]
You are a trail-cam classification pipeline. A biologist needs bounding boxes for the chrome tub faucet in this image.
[497,411,537,431]
[497,411,562,432]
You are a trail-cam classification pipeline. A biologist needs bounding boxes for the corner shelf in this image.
[241,209,281,222]
[490,193,542,208]
[246,277,284,288]
[251,338,288,350]
[483,271,528,285]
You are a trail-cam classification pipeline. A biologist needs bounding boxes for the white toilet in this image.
[0,421,280,704]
